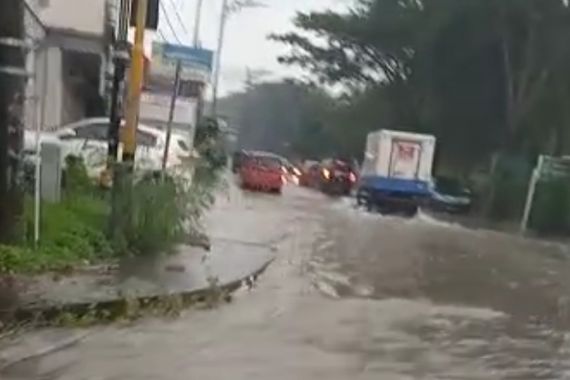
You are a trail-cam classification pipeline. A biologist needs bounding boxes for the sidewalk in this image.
[3,183,278,321]
[14,238,274,317]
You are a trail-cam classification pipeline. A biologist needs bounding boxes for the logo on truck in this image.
[390,140,421,179]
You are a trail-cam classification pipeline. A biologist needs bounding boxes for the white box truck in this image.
[356,129,436,215]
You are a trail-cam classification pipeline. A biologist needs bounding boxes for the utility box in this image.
[40,141,63,203]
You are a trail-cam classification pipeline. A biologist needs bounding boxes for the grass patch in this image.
[0,194,113,274]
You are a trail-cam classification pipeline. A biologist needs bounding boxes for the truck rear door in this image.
[389,139,422,180]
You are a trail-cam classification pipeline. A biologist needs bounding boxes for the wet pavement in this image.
[17,239,273,311]
[3,185,570,379]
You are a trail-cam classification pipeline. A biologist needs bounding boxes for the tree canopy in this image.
[271,0,570,170]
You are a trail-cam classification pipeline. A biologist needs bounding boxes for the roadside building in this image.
[140,42,213,148]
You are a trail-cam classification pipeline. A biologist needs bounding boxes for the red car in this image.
[239,152,285,194]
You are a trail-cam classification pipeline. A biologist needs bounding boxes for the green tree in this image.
[271,0,570,169]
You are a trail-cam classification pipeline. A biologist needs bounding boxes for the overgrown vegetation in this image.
[0,118,227,273]
[115,118,227,257]
[0,158,113,273]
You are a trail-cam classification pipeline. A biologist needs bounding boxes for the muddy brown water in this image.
[3,187,570,379]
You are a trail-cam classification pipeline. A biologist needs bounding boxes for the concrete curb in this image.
[13,256,275,322]
[1,257,274,373]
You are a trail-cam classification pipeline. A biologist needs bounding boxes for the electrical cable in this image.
[166,0,190,39]
[158,0,182,44]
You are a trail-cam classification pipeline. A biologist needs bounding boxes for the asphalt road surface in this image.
[4,185,570,379]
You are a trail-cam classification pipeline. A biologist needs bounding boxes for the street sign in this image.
[521,155,570,233]
[540,156,570,180]
[151,42,213,83]
[161,43,214,72]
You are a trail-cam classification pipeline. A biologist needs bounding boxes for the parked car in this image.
[239,151,285,194]
[429,176,472,214]
[26,117,193,169]
[318,158,358,196]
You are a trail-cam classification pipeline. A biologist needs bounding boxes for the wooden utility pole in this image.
[0,0,25,243]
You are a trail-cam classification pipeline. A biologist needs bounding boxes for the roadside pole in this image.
[122,0,148,165]
[162,60,181,172]
[107,0,131,165]
[107,0,131,237]
[193,0,204,145]
[193,0,204,47]
[210,0,264,117]
[521,155,544,233]
[211,0,228,117]
[0,0,27,243]
[112,0,147,244]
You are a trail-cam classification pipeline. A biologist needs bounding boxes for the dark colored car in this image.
[318,158,358,196]
[429,176,472,214]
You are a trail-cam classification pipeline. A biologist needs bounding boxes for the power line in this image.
[166,0,190,39]
[159,0,182,44]
[157,29,168,42]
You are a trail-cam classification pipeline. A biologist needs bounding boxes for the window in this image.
[178,80,203,98]
[136,131,157,147]
[73,123,108,141]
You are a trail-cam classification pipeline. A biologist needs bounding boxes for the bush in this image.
[487,176,528,221]
[484,155,532,221]
[121,174,185,256]
[116,118,227,257]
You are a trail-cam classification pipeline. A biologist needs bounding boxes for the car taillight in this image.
[349,172,357,183]
[322,168,331,180]
[282,166,288,174]
[281,175,287,184]
[292,175,300,186]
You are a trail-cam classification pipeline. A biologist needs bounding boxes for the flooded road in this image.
[3,186,570,379]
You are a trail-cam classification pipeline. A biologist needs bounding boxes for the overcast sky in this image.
[157,0,347,96]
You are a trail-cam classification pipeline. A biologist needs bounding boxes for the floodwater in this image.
[3,186,570,379]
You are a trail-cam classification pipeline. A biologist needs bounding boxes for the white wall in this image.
[37,0,108,36]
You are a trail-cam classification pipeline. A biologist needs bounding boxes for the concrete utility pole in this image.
[211,0,265,118]
[210,0,229,118]
[122,0,148,164]
[0,0,25,243]
[193,0,204,47]
[191,0,205,138]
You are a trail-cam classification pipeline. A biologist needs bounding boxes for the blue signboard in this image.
[161,43,214,72]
